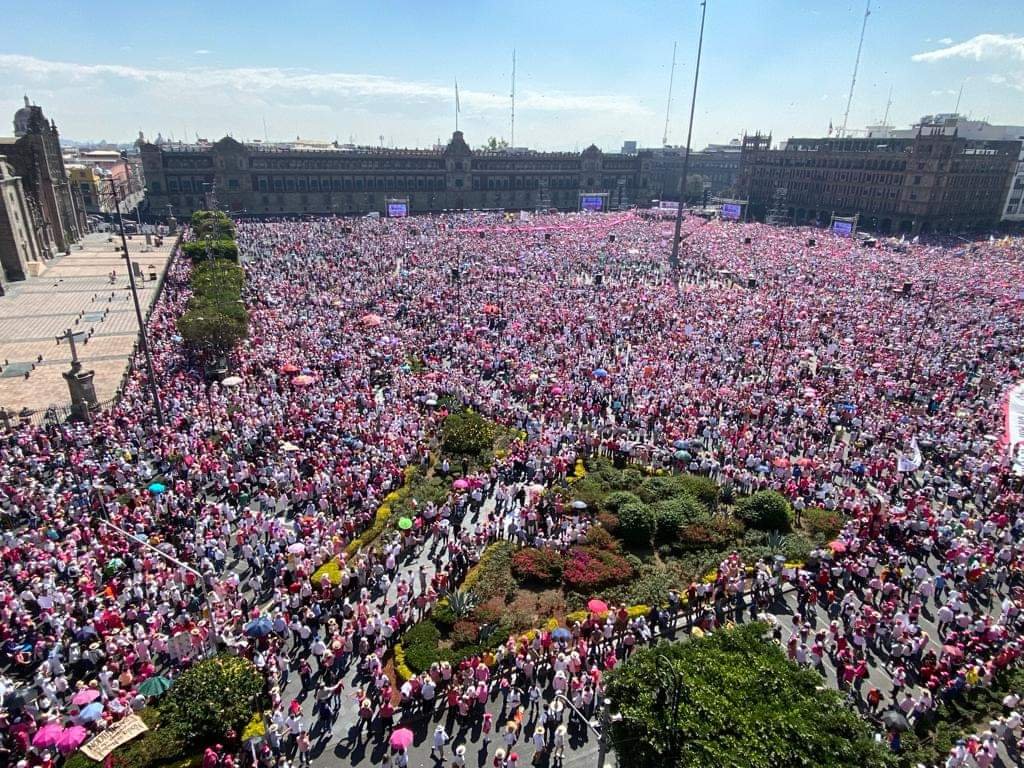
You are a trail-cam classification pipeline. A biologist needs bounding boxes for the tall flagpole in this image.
[669,0,708,270]
[511,50,516,147]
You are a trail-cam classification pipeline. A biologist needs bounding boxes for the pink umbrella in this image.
[292,375,315,387]
[361,313,383,327]
[33,723,64,749]
[57,725,89,754]
[389,727,414,750]
[71,689,100,706]
[828,540,847,554]
[452,478,469,490]
[587,599,608,614]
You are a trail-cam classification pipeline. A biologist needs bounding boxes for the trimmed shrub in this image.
[603,490,643,513]
[678,517,743,552]
[402,620,442,673]
[735,490,793,532]
[677,474,721,511]
[652,494,708,541]
[182,239,239,263]
[802,507,843,542]
[464,541,517,601]
[562,546,634,592]
[585,524,619,551]
[597,511,620,534]
[511,547,564,586]
[451,620,480,646]
[178,259,248,353]
[617,500,657,545]
[441,409,496,456]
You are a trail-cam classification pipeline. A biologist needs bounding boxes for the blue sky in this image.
[1,0,1022,150]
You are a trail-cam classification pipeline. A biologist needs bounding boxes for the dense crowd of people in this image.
[0,211,1022,768]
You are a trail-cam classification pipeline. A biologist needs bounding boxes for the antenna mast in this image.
[840,0,871,137]
[954,80,964,114]
[510,50,516,148]
[662,41,677,147]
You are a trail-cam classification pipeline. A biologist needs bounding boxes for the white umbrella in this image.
[287,543,305,555]
[281,441,300,452]
[221,375,243,387]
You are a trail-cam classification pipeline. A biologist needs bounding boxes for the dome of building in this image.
[13,95,34,137]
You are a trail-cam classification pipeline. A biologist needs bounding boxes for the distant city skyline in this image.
[1,1,1022,151]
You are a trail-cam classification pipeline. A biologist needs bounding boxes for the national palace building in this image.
[139,130,655,217]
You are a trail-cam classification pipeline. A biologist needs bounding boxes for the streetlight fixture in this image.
[88,483,220,655]
[553,694,621,768]
[108,177,165,426]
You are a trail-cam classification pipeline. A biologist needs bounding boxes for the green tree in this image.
[735,490,793,532]
[605,624,894,768]
[480,136,510,150]
[163,654,263,743]
[617,500,657,545]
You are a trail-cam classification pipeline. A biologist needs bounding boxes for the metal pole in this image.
[109,178,165,426]
[669,0,709,270]
[96,511,220,655]
[554,694,612,768]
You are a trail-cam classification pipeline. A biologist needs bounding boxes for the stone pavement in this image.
[0,231,177,414]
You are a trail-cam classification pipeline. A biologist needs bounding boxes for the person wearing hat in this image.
[553,723,568,760]
[431,723,450,760]
[452,743,467,767]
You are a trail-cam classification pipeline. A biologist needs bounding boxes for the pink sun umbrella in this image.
[57,725,89,754]
[71,689,100,706]
[292,375,315,387]
[33,722,64,749]
[452,478,469,490]
[587,599,608,615]
[389,727,414,750]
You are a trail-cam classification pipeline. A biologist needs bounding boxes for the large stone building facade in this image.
[737,119,1021,234]
[140,131,654,216]
[0,98,84,255]
[644,141,742,201]
[0,157,45,294]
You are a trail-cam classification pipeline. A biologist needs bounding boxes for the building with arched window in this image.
[140,131,653,217]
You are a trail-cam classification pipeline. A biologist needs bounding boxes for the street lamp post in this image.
[88,485,220,655]
[553,694,618,768]
[109,177,165,427]
[669,0,709,270]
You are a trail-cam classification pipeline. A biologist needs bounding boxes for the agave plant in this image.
[446,589,479,619]
[766,531,786,556]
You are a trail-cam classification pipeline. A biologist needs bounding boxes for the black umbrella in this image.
[74,627,98,643]
[881,710,910,732]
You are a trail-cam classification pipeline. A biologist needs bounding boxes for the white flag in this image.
[897,437,922,473]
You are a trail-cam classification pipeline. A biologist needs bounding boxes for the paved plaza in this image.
[0,231,177,414]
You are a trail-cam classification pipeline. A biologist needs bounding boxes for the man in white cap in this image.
[431,723,449,760]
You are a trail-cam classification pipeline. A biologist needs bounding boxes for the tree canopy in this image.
[605,623,893,768]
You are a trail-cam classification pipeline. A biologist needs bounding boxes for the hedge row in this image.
[177,212,247,353]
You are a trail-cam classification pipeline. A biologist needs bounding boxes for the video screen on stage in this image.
[580,195,605,211]
[833,220,853,237]
[721,203,741,220]
[387,201,408,218]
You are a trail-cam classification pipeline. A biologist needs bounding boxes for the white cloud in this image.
[938,37,953,45]
[911,33,1024,63]
[0,53,650,117]
[194,49,210,55]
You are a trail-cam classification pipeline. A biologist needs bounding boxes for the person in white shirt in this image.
[431,724,449,759]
